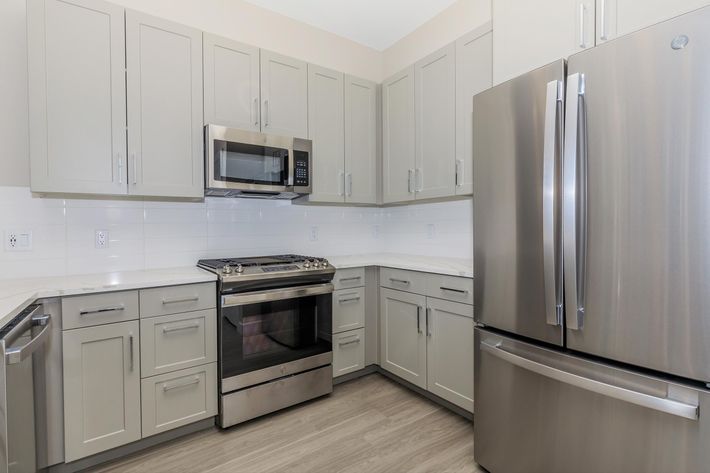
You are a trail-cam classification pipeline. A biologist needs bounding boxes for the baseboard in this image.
[333,364,379,385]
[47,418,216,473]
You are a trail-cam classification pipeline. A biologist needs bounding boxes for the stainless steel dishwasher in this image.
[0,299,64,473]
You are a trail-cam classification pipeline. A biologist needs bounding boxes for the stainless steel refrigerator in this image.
[472,7,710,473]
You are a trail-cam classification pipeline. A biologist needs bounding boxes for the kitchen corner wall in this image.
[0,186,472,279]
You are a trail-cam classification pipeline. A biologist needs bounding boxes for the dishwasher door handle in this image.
[5,314,52,365]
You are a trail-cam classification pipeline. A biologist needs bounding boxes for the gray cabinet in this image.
[333,329,366,377]
[126,10,204,198]
[455,27,492,196]
[63,320,141,462]
[414,43,456,200]
[260,50,308,138]
[382,66,416,204]
[426,298,474,411]
[307,64,345,203]
[379,287,427,389]
[27,0,127,195]
[344,75,378,204]
[203,33,260,131]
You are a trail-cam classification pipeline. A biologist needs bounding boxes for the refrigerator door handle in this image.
[542,79,564,327]
[563,72,587,330]
[480,340,699,421]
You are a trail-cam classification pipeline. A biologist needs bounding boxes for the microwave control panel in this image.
[294,150,310,187]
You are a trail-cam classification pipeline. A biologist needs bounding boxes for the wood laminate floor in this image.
[88,373,482,473]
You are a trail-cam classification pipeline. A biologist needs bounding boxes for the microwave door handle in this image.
[287,149,295,187]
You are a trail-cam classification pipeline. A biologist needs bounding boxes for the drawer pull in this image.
[338,337,361,347]
[440,286,469,295]
[339,276,362,283]
[162,322,200,333]
[338,296,361,304]
[79,305,125,316]
[162,376,200,392]
[162,296,199,305]
[390,278,410,285]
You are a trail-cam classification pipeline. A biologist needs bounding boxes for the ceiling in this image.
[242,0,459,51]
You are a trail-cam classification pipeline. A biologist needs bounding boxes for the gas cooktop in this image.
[197,254,333,281]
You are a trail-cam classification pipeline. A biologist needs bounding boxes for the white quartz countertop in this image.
[0,267,217,328]
[326,253,473,278]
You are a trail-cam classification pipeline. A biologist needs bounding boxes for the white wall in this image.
[382,0,492,78]
[0,186,472,279]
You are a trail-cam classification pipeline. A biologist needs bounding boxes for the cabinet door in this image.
[492,0,595,85]
[126,10,203,198]
[415,43,456,200]
[379,288,427,389]
[63,321,140,462]
[455,28,492,196]
[426,298,474,412]
[27,0,126,195]
[203,33,260,131]
[597,0,710,44]
[260,51,308,138]
[344,75,378,204]
[307,64,345,203]
[382,66,416,204]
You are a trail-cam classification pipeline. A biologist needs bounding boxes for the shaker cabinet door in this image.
[260,50,308,138]
[308,64,345,203]
[126,10,204,198]
[63,321,141,462]
[344,75,378,204]
[27,0,127,195]
[203,33,260,131]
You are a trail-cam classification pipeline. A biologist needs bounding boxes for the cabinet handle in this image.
[263,99,269,127]
[415,168,422,192]
[338,296,361,304]
[426,307,432,337]
[455,159,464,187]
[408,169,414,193]
[162,321,200,333]
[79,305,125,316]
[117,154,124,185]
[440,286,469,294]
[600,0,607,41]
[131,152,137,185]
[417,306,422,334]
[339,276,362,283]
[390,278,410,285]
[578,3,586,48]
[129,333,134,372]
[338,337,361,347]
[253,97,259,126]
[338,171,345,196]
[163,376,200,392]
[346,173,353,197]
[161,296,199,305]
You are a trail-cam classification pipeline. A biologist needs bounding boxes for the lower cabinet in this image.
[333,329,366,377]
[332,270,367,378]
[63,321,141,462]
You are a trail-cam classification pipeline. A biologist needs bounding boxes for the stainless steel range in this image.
[197,255,334,428]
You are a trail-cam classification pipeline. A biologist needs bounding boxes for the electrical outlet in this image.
[95,230,109,249]
[4,230,33,252]
[309,226,319,242]
[427,224,436,239]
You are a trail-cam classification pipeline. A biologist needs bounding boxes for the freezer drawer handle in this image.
[480,340,699,421]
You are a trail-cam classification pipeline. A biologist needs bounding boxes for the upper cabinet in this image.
[492,0,594,85]
[260,51,308,138]
[456,27,492,196]
[382,66,416,204]
[344,75,378,204]
[27,0,127,195]
[415,43,456,200]
[125,10,204,198]
[203,34,260,131]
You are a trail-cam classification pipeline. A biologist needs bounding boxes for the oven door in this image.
[220,283,333,393]
[206,125,294,193]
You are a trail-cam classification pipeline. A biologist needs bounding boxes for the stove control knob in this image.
[235,264,244,274]
[304,260,311,269]
[313,260,321,268]
[222,265,233,274]
[320,259,329,267]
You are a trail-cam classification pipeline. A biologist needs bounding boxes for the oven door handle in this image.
[222,283,334,307]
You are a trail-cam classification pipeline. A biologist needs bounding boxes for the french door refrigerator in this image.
[473,6,710,473]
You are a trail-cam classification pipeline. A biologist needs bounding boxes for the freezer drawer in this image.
[474,327,709,473]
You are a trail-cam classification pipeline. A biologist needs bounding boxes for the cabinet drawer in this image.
[139,283,216,318]
[333,267,366,290]
[140,309,217,377]
[333,287,365,333]
[333,328,365,377]
[141,363,217,437]
[380,267,427,294]
[426,274,474,305]
[62,291,139,330]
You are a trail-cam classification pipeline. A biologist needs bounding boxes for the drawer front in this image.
[426,273,474,305]
[333,267,366,290]
[139,282,216,318]
[332,287,365,333]
[333,328,365,377]
[141,363,217,437]
[62,291,139,330]
[380,267,427,294]
[140,309,217,377]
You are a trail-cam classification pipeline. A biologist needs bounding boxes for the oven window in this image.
[221,293,331,380]
[214,140,288,186]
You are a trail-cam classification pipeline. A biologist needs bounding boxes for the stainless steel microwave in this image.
[205,124,312,199]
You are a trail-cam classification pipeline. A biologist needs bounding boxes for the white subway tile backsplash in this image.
[0,186,473,278]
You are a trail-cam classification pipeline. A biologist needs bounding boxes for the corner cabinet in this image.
[125,10,204,198]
